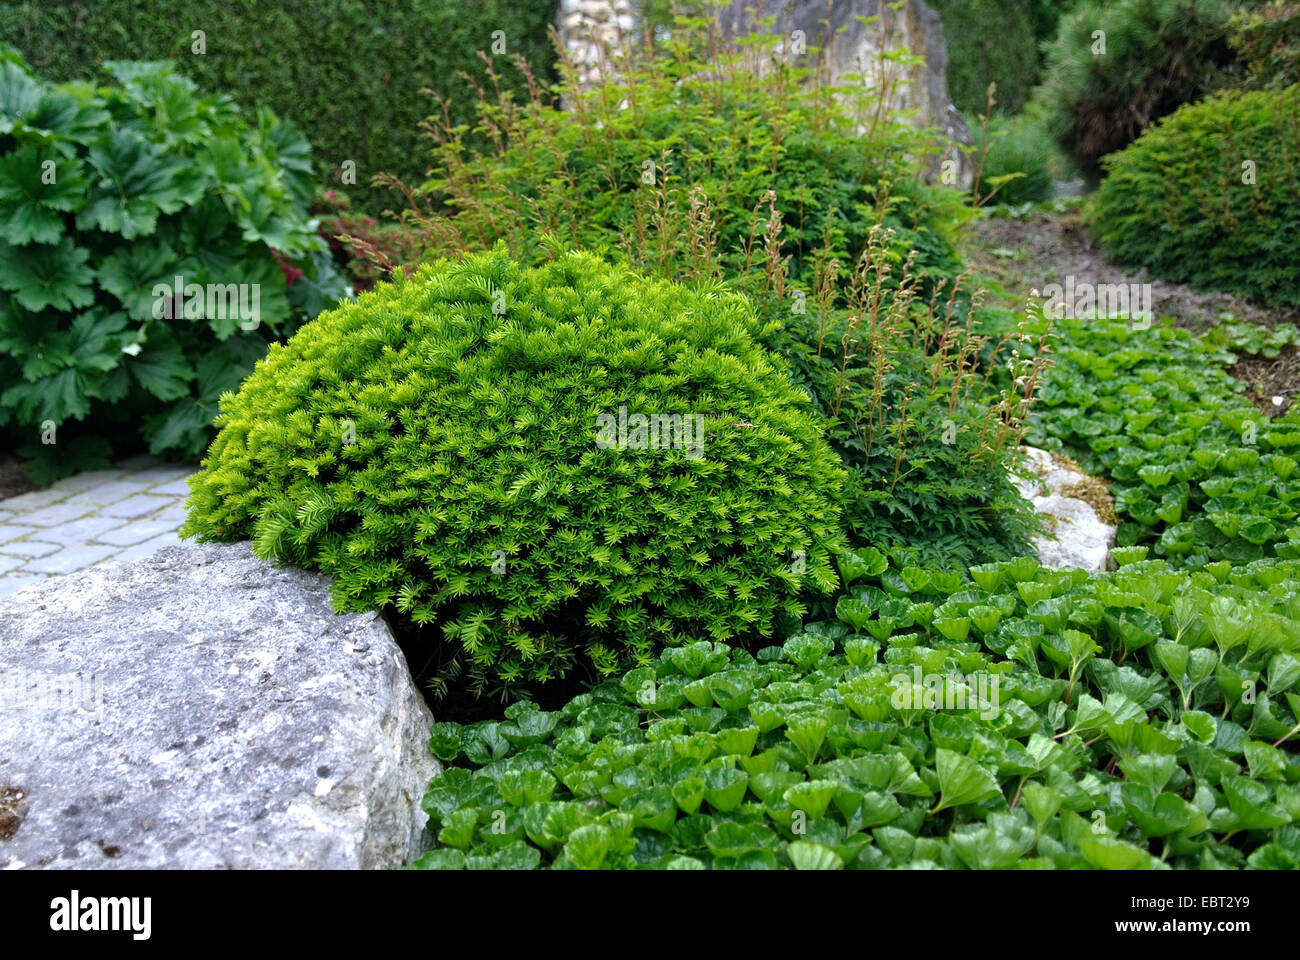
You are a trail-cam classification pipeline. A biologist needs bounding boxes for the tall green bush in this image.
[0,0,559,211]
[182,247,848,700]
[968,109,1056,207]
[1038,0,1238,174]
[1090,85,1300,305]
[0,52,346,480]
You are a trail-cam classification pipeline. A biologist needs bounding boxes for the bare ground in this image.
[964,207,1300,331]
[963,206,1300,416]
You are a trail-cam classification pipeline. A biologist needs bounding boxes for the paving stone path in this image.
[0,454,198,601]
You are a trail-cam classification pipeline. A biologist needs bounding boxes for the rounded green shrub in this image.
[1090,85,1300,305]
[1039,0,1237,174]
[182,247,847,698]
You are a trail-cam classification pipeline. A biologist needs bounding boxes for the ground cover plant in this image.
[1029,317,1300,564]
[410,546,1300,869]
[1089,84,1300,306]
[182,247,847,699]
[0,51,347,481]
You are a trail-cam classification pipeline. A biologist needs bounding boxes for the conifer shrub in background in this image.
[1089,85,1300,305]
[0,51,346,482]
[929,0,1070,116]
[1038,0,1238,175]
[389,13,967,293]
[1225,0,1300,88]
[182,248,847,700]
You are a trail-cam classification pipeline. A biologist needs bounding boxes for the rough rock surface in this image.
[1015,446,1118,574]
[556,0,638,87]
[0,542,438,870]
[713,0,974,189]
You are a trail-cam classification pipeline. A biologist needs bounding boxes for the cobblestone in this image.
[0,456,198,591]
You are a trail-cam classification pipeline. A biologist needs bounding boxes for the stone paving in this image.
[0,454,198,601]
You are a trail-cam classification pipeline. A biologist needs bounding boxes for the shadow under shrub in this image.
[1089,84,1300,306]
[182,247,847,700]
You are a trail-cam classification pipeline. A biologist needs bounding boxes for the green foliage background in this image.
[930,0,1076,116]
[0,0,559,210]
[1037,0,1238,175]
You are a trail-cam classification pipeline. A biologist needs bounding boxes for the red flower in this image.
[278,260,304,287]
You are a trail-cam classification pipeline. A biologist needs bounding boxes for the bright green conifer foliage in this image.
[183,247,847,697]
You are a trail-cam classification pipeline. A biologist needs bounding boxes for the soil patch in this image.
[1229,345,1300,418]
[965,208,1300,331]
[0,456,37,501]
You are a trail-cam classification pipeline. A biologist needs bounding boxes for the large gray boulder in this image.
[0,542,438,870]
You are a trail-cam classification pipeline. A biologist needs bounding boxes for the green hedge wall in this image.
[0,0,558,211]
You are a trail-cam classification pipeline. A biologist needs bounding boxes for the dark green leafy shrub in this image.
[930,0,1071,116]
[1227,0,1300,89]
[397,12,966,294]
[1090,85,1300,305]
[1038,0,1237,174]
[1030,318,1300,563]
[0,0,558,211]
[182,247,847,698]
[766,231,1045,568]
[0,52,347,480]
[411,547,1300,869]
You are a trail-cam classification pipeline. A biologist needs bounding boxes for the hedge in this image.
[0,0,559,211]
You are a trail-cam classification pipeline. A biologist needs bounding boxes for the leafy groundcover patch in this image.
[1030,318,1300,565]
[409,547,1300,870]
